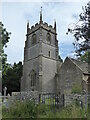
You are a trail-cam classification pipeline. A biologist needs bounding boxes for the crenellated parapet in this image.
[26,7,57,36]
[27,22,56,35]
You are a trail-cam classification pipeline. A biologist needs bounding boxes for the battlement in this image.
[49,25,53,28]
[35,23,39,27]
[27,22,56,35]
[43,22,54,30]
[31,25,34,29]
[43,22,48,27]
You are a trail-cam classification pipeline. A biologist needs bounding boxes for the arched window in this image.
[31,34,36,45]
[47,32,51,44]
[30,70,36,87]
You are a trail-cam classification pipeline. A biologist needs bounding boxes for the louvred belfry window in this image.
[47,32,51,44]
[31,34,36,45]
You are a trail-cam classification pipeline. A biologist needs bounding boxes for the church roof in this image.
[68,57,88,73]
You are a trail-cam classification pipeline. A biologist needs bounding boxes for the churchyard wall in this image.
[2,91,90,109]
[64,93,88,107]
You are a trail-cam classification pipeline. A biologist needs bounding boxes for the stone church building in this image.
[21,10,90,94]
[58,57,90,94]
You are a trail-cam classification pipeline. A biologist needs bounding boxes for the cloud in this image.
[1,0,89,2]
[2,1,88,63]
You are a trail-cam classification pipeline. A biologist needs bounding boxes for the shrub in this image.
[2,100,38,118]
[2,100,89,118]
[56,104,87,118]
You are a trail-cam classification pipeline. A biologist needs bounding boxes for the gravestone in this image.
[3,87,7,102]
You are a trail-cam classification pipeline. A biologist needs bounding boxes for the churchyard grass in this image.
[0,101,2,119]
[2,100,90,118]
[0,106,2,117]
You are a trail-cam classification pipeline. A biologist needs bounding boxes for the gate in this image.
[39,93,64,108]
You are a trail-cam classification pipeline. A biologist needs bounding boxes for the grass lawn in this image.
[0,98,2,119]
[0,106,2,119]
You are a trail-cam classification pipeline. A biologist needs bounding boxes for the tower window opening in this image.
[49,51,50,57]
[47,32,51,44]
[31,34,36,45]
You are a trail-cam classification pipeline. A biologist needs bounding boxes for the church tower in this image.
[21,8,59,93]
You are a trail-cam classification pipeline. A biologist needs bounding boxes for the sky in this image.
[0,0,89,64]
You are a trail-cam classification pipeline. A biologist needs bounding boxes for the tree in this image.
[0,22,11,73]
[67,2,90,72]
[80,51,89,62]
[0,22,23,95]
[0,22,11,93]
[67,3,90,58]
[2,62,23,95]
[0,22,11,47]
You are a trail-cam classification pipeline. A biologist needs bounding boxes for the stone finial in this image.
[54,19,56,32]
[27,20,29,33]
[40,6,43,24]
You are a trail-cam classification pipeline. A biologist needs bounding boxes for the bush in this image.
[2,100,89,118]
[2,101,38,118]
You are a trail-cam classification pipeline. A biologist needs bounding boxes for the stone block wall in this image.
[8,90,39,106]
[7,92,90,109]
[64,93,88,107]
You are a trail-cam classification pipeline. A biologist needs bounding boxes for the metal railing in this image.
[39,93,64,108]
